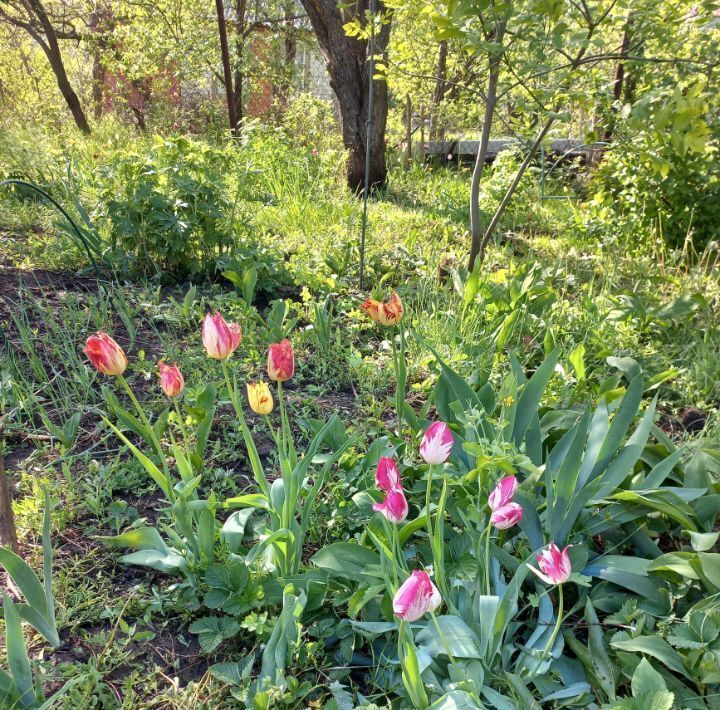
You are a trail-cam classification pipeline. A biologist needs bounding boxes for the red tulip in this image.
[267,340,295,382]
[393,570,442,622]
[360,291,404,326]
[528,543,573,585]
[84,332,127,376]
[202,312,241,360]
[158,361,184,398]
[420,422,454,465]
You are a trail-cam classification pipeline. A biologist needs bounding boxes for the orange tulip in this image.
[267,340,295,382]
[360,291,403,326]
[202,312,241,360]
[158,361,184,398]
[84,332,128,376]
[360,298,382,322]
[378,291,403,326]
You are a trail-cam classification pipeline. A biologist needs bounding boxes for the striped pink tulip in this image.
[488,475,518,511]
[84,332,127,376]
[375,457,401,493]
[373,488,408,523]
[267,340,295,382]
[528,543,573,585]
[393,570,442,622]
[202,312,241,360]
[158,361,184,398]
[490,502,523,530]
[419,422,453,465]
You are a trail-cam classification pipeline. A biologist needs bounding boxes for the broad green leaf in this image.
[4,596,35,708]
[611,635,690,680]
[0,548,47,618]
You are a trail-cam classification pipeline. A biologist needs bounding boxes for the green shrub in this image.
[98,135,243,278]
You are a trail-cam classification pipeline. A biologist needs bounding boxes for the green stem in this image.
[426,463,435,572]
[264,414,280,449]
[429,611,462,673]
[484,521,492,596]
[172,398,191,455]
[277,381,289,460]
[117,374,171,484]
[542,586,564,661]
[221,360,270,497]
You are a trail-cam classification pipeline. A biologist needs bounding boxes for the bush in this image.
[98,135,244,278]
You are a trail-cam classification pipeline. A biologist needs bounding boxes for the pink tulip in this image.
[488,475,518,511]
[202,312,241,360]
[393,570,442,622]
[376,457,401,493]
[490,502,523,530]
[373,488,409,524]
[84,332,128,376]
[419,422,454,465]
[528,543,573,585]
[267,340,295,382]
[158,361,184,398]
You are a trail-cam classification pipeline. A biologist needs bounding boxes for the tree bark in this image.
[299,0,391,191]
[468,55,500,272]
[232,0,247,133]
[604,12,633,142]
[19,0,91,133]
[215,0,239,134]
[429,40,448,142]
[476,117,555,264]
[0,437,19,553]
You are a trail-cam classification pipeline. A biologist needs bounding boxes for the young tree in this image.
[0,0,91,132]
[300,0,392,191]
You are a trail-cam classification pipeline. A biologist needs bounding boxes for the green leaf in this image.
[0,548,47,618]
[611,635,691,680]
[416,615,482,659]
[4,595,35,708]
[311,542,381,580]
[686,530,719,552]
[512,348,559,447]
[632,658,667,697]
[569,343,586,380]
[189,616,241,653]
[98,526,167,551]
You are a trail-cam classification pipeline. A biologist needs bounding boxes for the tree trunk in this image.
[476,116,555,264]
[25,0,90,133]
[429,40,448,142]
[232,0,247,133]
[468,56,500,272]
[215,0,239,134]
[0,438,19,553]
[604,12,633,142]
[299,0,391,192]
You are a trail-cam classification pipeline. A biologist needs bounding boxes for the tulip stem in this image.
[172,398,191,456]
[221,361,270,498]
[277,381,289,460]
[484,522,492,596]
[429,611,462,673]
[425,463,435,573]
[541,586,564,662]
[263,415,280,449]
[117,374,171,491]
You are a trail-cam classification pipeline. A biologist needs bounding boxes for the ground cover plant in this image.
[1,0,719,706]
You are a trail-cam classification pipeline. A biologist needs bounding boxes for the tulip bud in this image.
[158,361,184,398]
[490,502,523,529]
[488,475,519,511]
[378,291,403,326]
[373,488,409,523]
[247,381,274,415]
[393,570,442,622]
[202,312,241,360]
[375,457,401,493]
[420,421,454,465]
[528,542,573,585]
[267,340,295,382]
[84,332,128,376]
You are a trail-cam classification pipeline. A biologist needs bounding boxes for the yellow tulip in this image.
[247,381,273,415]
